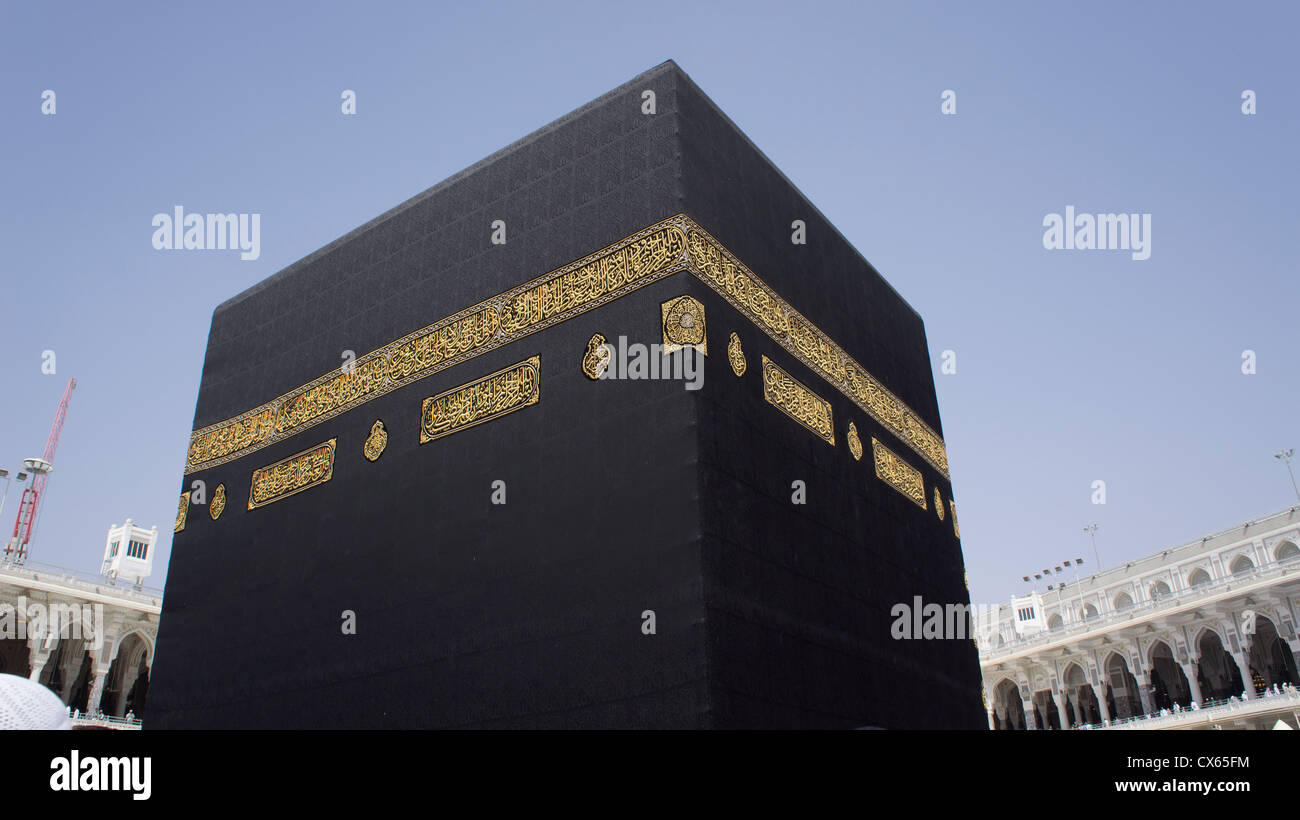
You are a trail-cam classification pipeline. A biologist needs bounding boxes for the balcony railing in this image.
[0,559,163,606]
[981,554,1300,660]
[1095,687,1300,730]
[69,711,143,730]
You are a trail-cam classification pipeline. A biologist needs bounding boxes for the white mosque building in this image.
[979,506,1300,730]
[0,519,162,729]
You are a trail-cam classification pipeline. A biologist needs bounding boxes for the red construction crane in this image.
[5,377,76,563]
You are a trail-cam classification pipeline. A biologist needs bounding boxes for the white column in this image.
[1022,699,1038,730]
[1093,684,1111,723]
[27,651,49,682]
[1180,662,1203,705]
[1135,674,1156,714]
[85,666,107,715]
[1232,652,1256,699]
[1055,694,1069,729]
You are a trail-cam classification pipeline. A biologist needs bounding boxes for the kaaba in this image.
[150,60,985,729]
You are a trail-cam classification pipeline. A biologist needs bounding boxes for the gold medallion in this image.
[847,421,863,461]
[661,295,706,354]
[364,420,388,461]
[582,333,612,379]
[727,332,746,377]
[209,484,227,520]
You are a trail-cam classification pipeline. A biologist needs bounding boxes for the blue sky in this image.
[1,1,1296,605]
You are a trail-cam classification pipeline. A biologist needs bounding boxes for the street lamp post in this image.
[1276,449,1300,506]
[1060,558,1088,623]
[1083,524,1101,568]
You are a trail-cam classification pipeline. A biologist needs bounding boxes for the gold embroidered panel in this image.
[248,438,337,510]
[420,356,540,444]
[684,223,948,479]
[661,294,706,354]
[184,214,949,479]
[762,356,834,445]
[185,221,687,474]
[872,437,926,509]
[174,492,190,533]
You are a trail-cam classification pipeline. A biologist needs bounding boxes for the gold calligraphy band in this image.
[185,215,949,480]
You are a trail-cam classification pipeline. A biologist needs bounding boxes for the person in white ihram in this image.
[0,673,73,730]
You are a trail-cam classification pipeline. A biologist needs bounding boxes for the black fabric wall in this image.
[151,61,983,729]
[191,64,685,429]
[675,72,984,729]
[152,64,709,729]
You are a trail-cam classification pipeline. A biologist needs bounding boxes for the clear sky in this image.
[1,1,1296,606]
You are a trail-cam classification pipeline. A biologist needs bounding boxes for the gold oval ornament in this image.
[582,333,612,380]
[727,331,746,377]
[364,420,388,461]
[847,420,863,461]
[210,483,227,520]
[935,487,945,520]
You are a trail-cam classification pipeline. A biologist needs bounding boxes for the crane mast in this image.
[5,377,76,563]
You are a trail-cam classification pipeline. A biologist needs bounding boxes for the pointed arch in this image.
[112,628,156,661]
[1103,652,1142,720]
[1147,640,1192,709]
[100,631,152,718]
[991,678,1027,731]
[37,637,93,709]
[1196,628,1244,702]
[1062,662,1087,686]
[1246,614,1299,691]
[1193,624,1226,647]
[1059,663,1100,727]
